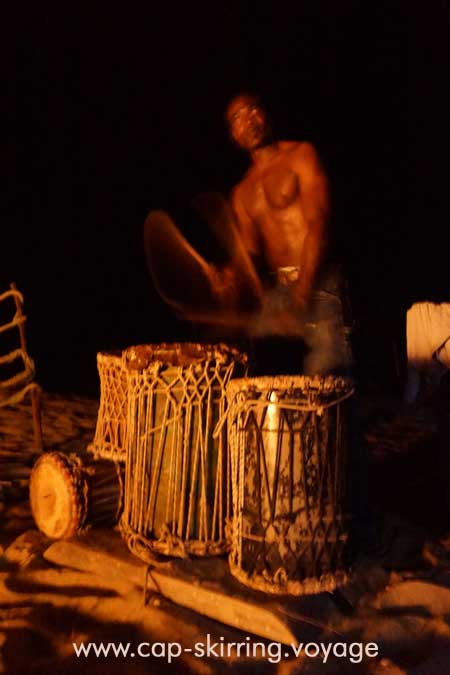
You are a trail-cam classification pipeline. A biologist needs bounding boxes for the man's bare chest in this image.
[244,164,301,216]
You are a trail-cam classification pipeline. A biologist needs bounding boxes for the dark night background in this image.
[2,2,449,396]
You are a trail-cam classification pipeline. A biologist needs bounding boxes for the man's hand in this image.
[208,264,239,308]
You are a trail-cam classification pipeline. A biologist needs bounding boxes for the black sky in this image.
[2,2,449,394]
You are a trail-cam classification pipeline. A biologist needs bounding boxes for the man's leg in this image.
[302,291,353,377]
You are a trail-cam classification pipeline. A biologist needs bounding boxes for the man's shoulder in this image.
[279,140,301,152]
[280,140,319,159]
[280,141,325,176]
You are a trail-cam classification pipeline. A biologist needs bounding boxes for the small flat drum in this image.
[29,451,123,539]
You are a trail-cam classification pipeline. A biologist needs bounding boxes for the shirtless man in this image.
[144,93,352,374]
[225,93,352,374]
[226,93,329,320]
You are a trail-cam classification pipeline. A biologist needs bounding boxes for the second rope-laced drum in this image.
[226,375,354,595]
[120,343,247,560]
[88,351,128,462]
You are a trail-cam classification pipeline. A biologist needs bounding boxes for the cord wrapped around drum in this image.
[224,374,355,595]
[119,342,247,560]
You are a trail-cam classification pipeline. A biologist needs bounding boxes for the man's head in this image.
[225,93,270,152]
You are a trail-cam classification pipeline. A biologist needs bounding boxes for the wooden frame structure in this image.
[0,283,43,452]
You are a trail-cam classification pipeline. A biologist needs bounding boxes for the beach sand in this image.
[1,391,450,674]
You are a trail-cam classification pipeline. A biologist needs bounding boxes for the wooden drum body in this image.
[30,451,123,539]
[88,351,128,462]
[226,375,354,595]
[120,343,247,559]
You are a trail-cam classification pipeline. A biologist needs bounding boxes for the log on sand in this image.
[43,530,339,646]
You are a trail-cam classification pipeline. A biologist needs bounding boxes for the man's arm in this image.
[292,142,330,308]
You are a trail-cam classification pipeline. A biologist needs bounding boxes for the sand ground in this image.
[1,391,450,674]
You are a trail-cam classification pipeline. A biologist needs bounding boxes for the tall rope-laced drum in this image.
[225,375,354,595]
[88,351,128,462]
[120,343,247,560]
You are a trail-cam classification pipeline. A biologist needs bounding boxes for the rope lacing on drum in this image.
[213,386,355,438]
[121,345,246,558]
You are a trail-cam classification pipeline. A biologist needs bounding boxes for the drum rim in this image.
[97,350,123,362]
[122,342,248,371]
[120,522,230,559]
[226,374,354,396]
[228,554,348,596]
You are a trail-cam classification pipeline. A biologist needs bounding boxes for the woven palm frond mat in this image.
[0,392,98,453]
[0,392,98,502]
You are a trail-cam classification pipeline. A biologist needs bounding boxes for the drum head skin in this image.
[30,452,86,539]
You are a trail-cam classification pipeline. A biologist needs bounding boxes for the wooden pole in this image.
[10,282,43,452]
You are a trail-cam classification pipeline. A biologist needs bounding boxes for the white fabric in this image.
[404,302,450,403]
[407,302,450,369]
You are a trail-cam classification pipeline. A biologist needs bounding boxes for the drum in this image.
[29,451,123,539]
[226,374,354,595]
[120,342,247,559]
[88,351,128,462]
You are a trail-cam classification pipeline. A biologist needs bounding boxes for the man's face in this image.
[226,98,268,151]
